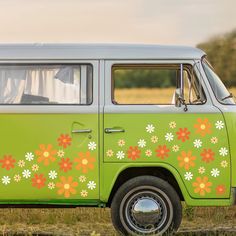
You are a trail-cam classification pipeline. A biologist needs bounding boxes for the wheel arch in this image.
[107,166,185,207]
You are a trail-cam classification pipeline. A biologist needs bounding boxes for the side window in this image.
[112,65,178,105]
[0,64,93,105]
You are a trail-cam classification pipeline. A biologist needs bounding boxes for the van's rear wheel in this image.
[111,176,182,235]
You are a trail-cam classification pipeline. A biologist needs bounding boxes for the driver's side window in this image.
[112,63,206,105]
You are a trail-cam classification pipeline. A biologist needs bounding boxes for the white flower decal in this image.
[165,133,174,142]
[18,160,25,168]
[48,182,55,189]
[221,160,228,168]
[198,167,205,174]
[211,137,218,144]
[118,139,125,147]
[87,181,96,190]
[169,121,176,129]
[116,151,125,160]
[184,172,193,181]
[106,149,114,157]
[88,142,97,151]
[211,168,220,177]
[193,139,202,149]
[138,139,146,148]
[151,136,158,143]
[146,124,155,133]
[2,176,11,185]
[32,164,39,172]
[81,190,88,197]
[48,170,58,179]
[145,149,152,157]
[172,145,179,152]
[25,152,34,161]
[219,147,228,157]
[57,150,65,158]
[22,169,31,179]
[215,120,224,130]
[14,174,21,182]
[79,175,86,183]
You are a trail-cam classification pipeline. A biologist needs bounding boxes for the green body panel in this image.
[104,113,231,200]
[223,113,236,187]
[0,114,99,201]
[0,112,234,206]
[100,163,234,206]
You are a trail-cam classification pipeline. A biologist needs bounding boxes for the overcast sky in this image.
[0,0,235,46]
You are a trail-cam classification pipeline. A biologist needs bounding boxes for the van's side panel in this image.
[0,60,100,202]
[103,60,231,202]
[0,114,99,200]
[103,113,230,199]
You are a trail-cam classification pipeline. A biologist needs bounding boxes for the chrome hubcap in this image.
[131,197,162,226]
[122,189,170,234]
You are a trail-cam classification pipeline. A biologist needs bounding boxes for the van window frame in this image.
[0,63,93,106]
[111,63,207,106]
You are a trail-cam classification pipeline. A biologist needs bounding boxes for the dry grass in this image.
[115,88,174,104]
[115,87,236,104]
[0,206,235,235]
[229,87,236,96]
[0,87,235,235]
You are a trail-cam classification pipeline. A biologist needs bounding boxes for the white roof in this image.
[0,44,205,60]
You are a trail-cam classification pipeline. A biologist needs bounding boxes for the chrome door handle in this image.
[105,128,125,133]
[72,129,92,134]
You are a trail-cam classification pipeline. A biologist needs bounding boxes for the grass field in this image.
[115,88,175,104]
[114,87,236,104]
[0,88,235,236]
[0,206,235,235]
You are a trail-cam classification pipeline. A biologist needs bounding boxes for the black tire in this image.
[111,175,182,235]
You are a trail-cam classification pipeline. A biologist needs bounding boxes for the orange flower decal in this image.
[216,185,226,195]
[192,177,212,196]
[155,145,170,159]
[194,118,211,136]
[177,151,196,170]
[56,176,78,198]
[127,146,141,160]
[35,144,57,166]
[57,134,72,149]
[201,149,215,163]
[59,158,73,172]
[32,174,46,189]
[74,152,95,173]
[0,155,15,170]
[176,128,190,142]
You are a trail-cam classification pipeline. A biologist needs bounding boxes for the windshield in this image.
[202,58,235,105]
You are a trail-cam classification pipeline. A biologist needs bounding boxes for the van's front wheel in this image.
[111,176,182,235]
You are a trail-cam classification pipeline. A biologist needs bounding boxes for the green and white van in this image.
[0,44,235,235]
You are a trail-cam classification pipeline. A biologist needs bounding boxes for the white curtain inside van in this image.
[0,66,82,104]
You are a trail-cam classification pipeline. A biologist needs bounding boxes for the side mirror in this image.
[175,88,182,107]
[175,88,188,112]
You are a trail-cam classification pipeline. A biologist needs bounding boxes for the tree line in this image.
[197,30,236,87]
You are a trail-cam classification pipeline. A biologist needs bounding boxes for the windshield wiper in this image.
[221,93,234,101]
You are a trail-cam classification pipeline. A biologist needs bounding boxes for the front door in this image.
[0,62,99,202]
[104,60,230,199]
